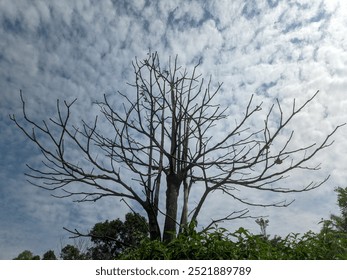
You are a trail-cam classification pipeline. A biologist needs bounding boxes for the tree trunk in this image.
[145,205,161,241]
[163,173,181,242]
[179,178,189,233]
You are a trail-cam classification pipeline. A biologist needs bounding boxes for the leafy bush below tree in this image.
[119,224,347,260]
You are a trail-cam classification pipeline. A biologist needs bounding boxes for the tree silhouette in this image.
[60,244,85,260]
[326,187,347,233]
[42,250,57,260]
[13,250,40,260]
[11,52,345,242]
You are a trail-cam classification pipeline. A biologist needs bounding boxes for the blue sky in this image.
[1,0,347,259]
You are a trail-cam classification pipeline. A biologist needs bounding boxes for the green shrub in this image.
[119,224,347,260]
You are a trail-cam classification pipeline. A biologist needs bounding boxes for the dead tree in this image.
[10,52,345,242]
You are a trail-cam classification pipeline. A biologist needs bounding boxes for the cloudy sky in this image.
[1,0,347,259]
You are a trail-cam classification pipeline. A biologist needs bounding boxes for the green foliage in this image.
[60,244,86,260]
[42,250,57,260]
[119,221,232,260]
[87,212,148,259]
[13,250,40,260]
[120,224,347,260]
[14,224,347,260]
[119,188,347,260]
[290,230,347,259]
[329,187,347,232]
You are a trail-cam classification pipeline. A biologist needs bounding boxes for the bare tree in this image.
[10,52,345,242]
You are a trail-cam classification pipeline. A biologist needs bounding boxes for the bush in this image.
[119,224,347,260]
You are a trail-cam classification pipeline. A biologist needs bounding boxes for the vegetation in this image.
[120,199,347,260]
[14,225,347,260]
[13,250,40,260]
[14,188,347,260]
[82,212,148,259]
[42,250,57,260]
[326,187,347,232]
[119,226,347,260]
[60,244,85,260]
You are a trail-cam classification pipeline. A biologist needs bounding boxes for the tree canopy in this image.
[13,250,40,260]
[11,52,345,242]
[84,212,148,259]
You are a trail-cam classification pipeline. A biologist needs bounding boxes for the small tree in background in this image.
[61,212,148,259]
[330,187,347,232]
[60,244,85,260]
[42,250,57,260]
[86,212,148,259]
[13,250,40,260]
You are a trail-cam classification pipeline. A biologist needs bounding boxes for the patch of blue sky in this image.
[241,0,261,20]
[290,37,305,45]
[266,0,281,9]
[282,20,303,33]
[309,4,330,23]
[167,4,214,31]
[2,17,24,34]
[255,80,278,98]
